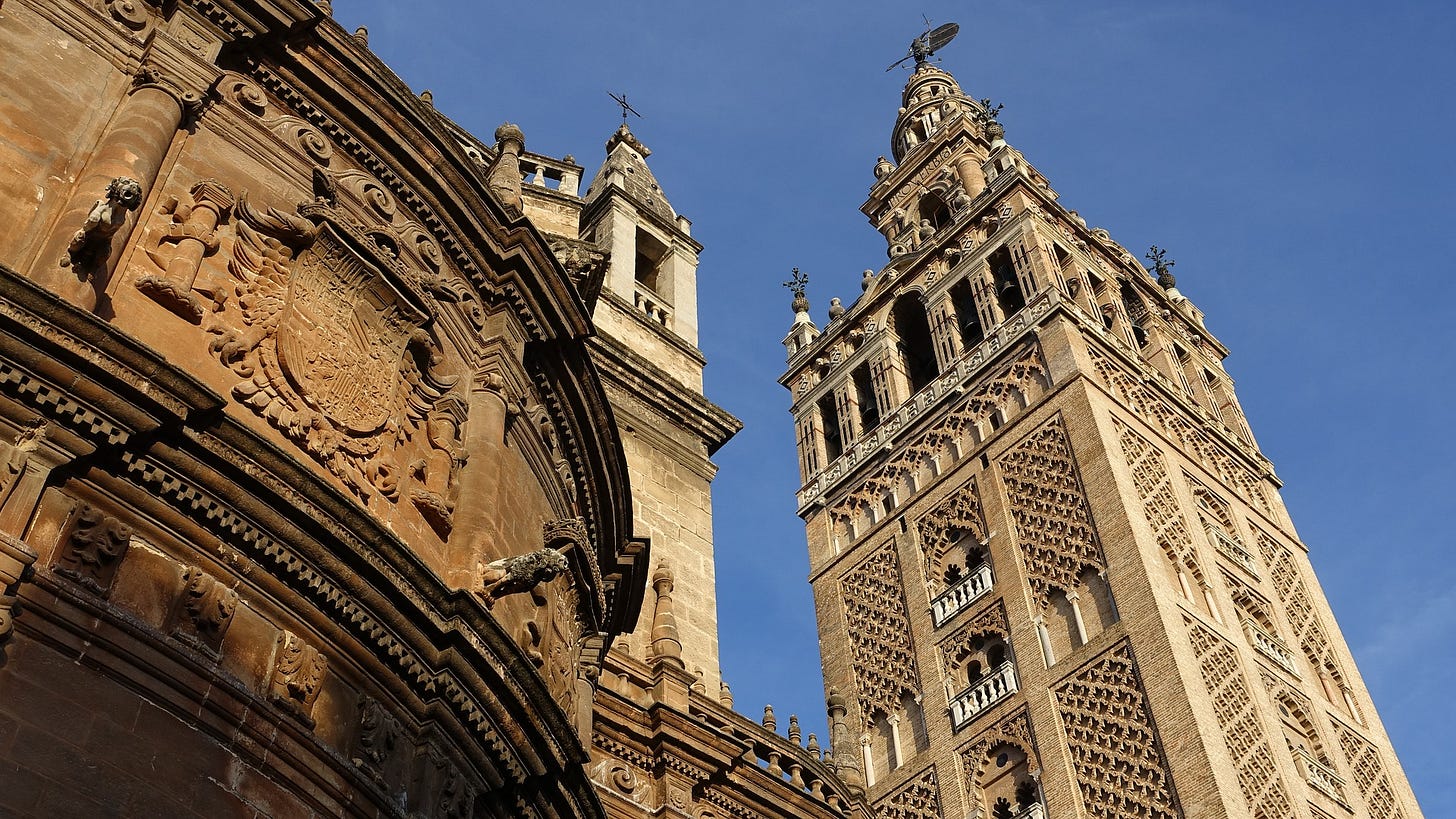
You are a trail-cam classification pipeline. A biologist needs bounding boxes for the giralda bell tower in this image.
[780,28,1422,819]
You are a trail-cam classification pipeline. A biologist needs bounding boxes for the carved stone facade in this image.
[0,2,652,815]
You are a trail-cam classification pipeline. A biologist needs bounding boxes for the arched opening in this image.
[634,227,668,295]
[918,193,952,233]
[949,277,984,350]
[817,393,843,461]
[1119,280,1150,347]
[851,363,880,433]
[892,294,940,394]
[988,247,1025,318]
[977,743,1039,819]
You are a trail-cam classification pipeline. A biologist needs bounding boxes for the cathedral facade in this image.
[781,50,1424,819]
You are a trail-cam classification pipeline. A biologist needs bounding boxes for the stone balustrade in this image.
[931,562,994,627]
[694,703,860,814]
[1292,746,1348,804]
[518,151,582,196]
[1242,619,1301,677]
[949,662,1018,730]
[633,282,673,329]
[1207,524,1259,576]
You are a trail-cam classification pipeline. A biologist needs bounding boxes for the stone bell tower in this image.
[781,48,1423,819]
[578,123,740,693]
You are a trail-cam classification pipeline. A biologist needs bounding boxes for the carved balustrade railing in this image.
[797,291,1054,511]
[949,662,1018,730]
[931,562,994,627]
[1015,804,1047,819]
[1242,619,1301,678]
[633,281,673,329]
[1291,746,1348,804]
[694,703,860,814]
[1206,524,1259,577]
[519,151,582,196]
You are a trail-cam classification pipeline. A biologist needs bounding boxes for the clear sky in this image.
[338,1,1454,812]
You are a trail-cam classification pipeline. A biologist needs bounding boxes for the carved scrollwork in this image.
[53,503,132,596]
[172,565,239,654]
[270,629,327,723]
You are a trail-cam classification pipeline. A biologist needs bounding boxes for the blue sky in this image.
[338,1,1455,811]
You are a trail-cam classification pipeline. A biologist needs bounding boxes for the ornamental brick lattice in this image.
[840,543,921,724]
[1053,642,1180,819]
[998,415,1106,607]
[1187,621,1296,818]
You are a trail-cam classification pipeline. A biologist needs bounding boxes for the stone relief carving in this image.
[270,629,327,722]
[172,565,239,654]
[352,696,408,790]
[138,179,235,322]
[52,503,133,596]
[478,548,568,608]
[1115,418,1206,583]
[876,765,942,819]
[205,186,459,506]
[408,393,467,538]
[63,177,143,274]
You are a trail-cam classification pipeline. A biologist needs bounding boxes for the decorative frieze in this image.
[269,629,327,723]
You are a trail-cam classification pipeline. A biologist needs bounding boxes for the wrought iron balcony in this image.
[950,662,1018,730]
[931,562,994,627]
[1242,619,1301,677]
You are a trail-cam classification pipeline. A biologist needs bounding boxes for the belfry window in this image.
[892,295,940,394]
[918,193,951,233]
[634,227,667,295]
[852,363,880,432]
[988,247,1025,318]
[949,278,984,349]
[818,393,843,461]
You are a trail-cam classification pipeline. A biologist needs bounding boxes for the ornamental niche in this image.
[204,182,461,507]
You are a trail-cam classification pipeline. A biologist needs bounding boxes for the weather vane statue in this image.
[783,267,810,314]
[1146,246,1178,290]
[886,19,961,71]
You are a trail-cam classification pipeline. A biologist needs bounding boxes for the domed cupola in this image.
[891,63,977,162]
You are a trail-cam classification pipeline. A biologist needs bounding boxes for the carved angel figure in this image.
[479,548,569,608]
[65,177,143,270]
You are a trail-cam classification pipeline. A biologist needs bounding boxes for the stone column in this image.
[956,153,986,199]
[38,22,223,313]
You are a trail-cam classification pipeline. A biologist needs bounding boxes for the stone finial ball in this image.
[494,122,525,152]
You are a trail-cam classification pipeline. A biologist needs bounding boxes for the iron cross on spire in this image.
[608,92,642,125]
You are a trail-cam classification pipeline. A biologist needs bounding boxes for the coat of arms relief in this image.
[201,177,466,528]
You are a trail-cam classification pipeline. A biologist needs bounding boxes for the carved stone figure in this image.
[410,393,468,538]
[138,179,235,322]
[478,547,569,608]
[64,177,143,273]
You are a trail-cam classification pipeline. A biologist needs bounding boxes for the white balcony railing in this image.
[1292,747,1347,804]
[931,563,994,627]
[632,283,672,329]
[1207,525,1259,576]
[1243,619,1301,677]
[950,662,1018,730]
[1015,805,1047,819]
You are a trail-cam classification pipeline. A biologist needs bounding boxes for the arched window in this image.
[892,295,940,394]
[918,193,951,232]
[988,247,1026,318]
[949,278,984,349]
[817,393,843,461]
